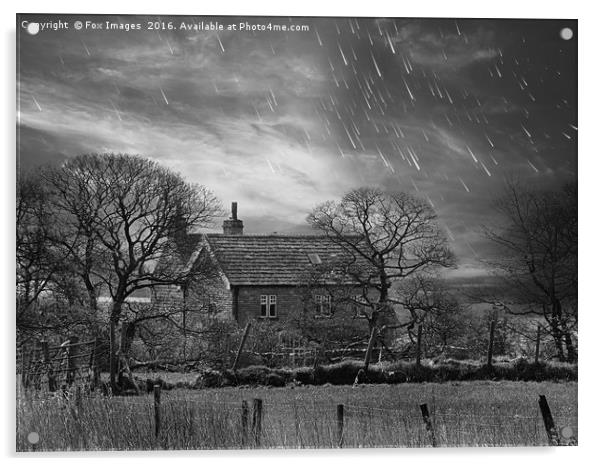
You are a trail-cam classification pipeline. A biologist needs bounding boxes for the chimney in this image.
[169,204,189,252]
[222,201,244,235]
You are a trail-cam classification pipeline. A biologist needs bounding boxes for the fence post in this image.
[241,400,249,446]
[67,336,79,386]
[313,343,324,383]
[23,342,36,388]
[232,322,252,372]
[337,404,344,448]
[154,384,162,440]
[534,325,541,364]
[362,325,378,374]
[252,398,263,447]
[69,385,83,419]
[420,403,437,447]
[75,385,82,410]
[538,395,559,446]
[20,347,26,388]
[41,341,56,392]
[88,338,96,385]
[32,342,43,390]
[415,324,423,367]
[487,319,496,369]
[293,403,301,447]
[90,338,100,390]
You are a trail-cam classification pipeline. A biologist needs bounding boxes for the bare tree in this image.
[484,180,577,362]
[17,174,54,310]
[395,275,464,357]
[307,187,454,369]
[16,173,70,343]
[43,153,223,390]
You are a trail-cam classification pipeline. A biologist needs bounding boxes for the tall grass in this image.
[16,380,577,451]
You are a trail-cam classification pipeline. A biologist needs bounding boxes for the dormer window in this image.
[308,253,322,265]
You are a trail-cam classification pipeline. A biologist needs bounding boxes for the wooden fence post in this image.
[487,319,496,369]
[32,341,42,390]
[88,338,100,390]
[313,343,325,383]
[337,404,344,448]
[66,336,79,386]
[41,341,56,392]
[252,398,263,447]
[23,342,35,388]
[415,324,423,367]
[20,347,26,388]
[362,326,378,374]
[232,322,252,372]
[534,325,542,364]
[75,385,82,410]
[538,395,559,446]
[241,400,249,446]
[69,385,83,419]
[420,403,437,447]
[154,384,162,440]
[293,403,301,447]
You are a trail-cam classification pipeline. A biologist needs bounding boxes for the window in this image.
[260,295,277,318]
[314,295,332,318]
[269,295,277,318]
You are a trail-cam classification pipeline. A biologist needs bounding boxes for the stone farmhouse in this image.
[152,203,398,343]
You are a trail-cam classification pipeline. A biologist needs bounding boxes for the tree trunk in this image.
[550,301,566,362]
[118,321,137,391]
[109,316,118,391]
[550,325,566,362]
[120,321,136,357]
[109,301,123,392]
[563,332,577,363]
[82,274,98,310]
[415,324,423,367]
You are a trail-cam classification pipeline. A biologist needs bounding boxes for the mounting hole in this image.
[27,432,40,444]
[560,426,574,438]
[560,28,573,40]
[26,22,40,35]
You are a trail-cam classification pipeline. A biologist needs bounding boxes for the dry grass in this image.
[16,380,577,451]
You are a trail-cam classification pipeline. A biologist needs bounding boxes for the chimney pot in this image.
[223,201,243,235]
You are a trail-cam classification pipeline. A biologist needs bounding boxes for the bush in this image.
[188,358,577,389]
[266,372,286,387]
[194,369,224,388]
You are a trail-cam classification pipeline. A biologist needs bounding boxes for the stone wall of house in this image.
[234,285,402,347]
[236,285,301,326]
[152,284,184,308]
[235,285,367,328]
[187,277,234,322]
[153,278,400,347]
[152,276,234,326]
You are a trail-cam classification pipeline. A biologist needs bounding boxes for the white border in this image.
[2,1,599,465]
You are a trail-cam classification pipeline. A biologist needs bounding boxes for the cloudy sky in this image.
[17,15,577,277]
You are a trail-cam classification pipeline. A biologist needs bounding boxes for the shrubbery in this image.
[189,358,577,389]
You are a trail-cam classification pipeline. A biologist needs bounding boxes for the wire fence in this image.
[16,381,578,451]
[17,338,104,391]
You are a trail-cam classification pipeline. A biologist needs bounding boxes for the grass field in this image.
[16,380,577,451]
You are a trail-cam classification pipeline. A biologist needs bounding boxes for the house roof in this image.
[200,234,375,286]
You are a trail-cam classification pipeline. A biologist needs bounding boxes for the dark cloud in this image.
[17,15,577,276]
